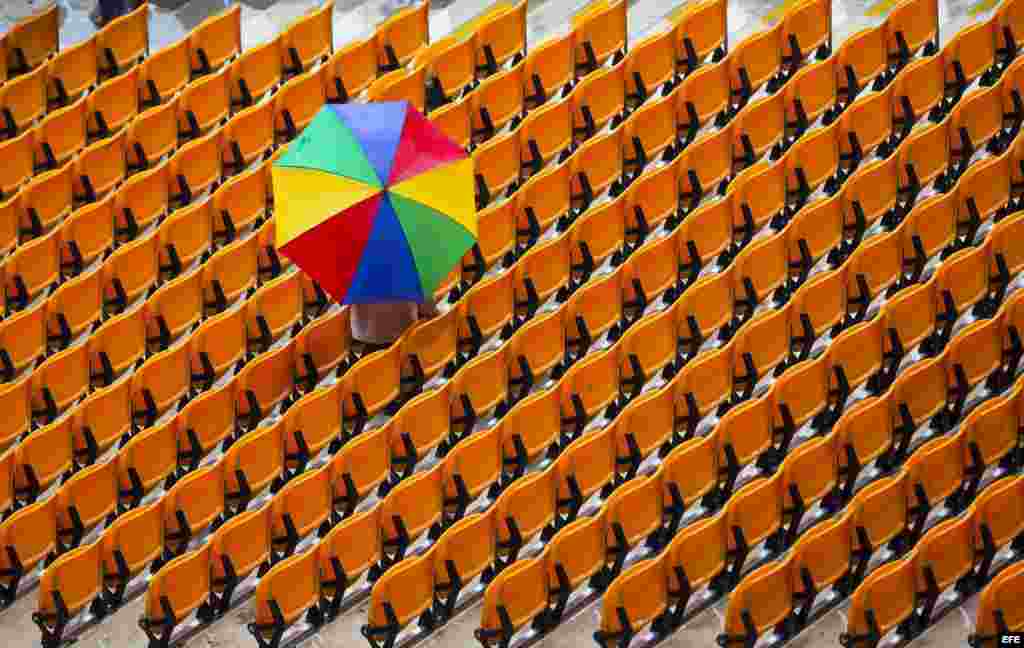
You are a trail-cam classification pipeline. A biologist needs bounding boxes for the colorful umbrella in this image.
[272,101,476,304]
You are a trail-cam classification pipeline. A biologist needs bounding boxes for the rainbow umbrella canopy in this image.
[272,101,476,304]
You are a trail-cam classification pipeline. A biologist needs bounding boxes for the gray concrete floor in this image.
[0,0,1004,646]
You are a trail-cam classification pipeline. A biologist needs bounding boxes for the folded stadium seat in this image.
[674,272,734,352]
[840,155,900,238]
[69,377,131,468]
[375,1,430,73]
[883,0,938,73]
[840,538,917,645]
[623,29,678,109]
[5,3,59,77]
[419,36,475,110]
[459,264,516,342]
[4,226,61,314]
[13,416,73,504]
[229,36,284,110]
[513,233,571,309]
[429,98,472,151]
[782,124,841,211]
[504,311,564,401]
[971,560,1024,646]
[620,233,678,311]
[207,507,271,615]
[430,510,496,618]
[190,307,245,390]
[45,37,96,110]
[569,62,626,143]
[957,154,1012,245]
[594,558,670,648]
[558,350,618,439]
[935,245,999,335]
[87,305,147,387]
[234,342,299,431]
[899,194,957,282]
[188,4,241,77]
[138,39,191,110]
[372,463,443,578]
[523,32,575,109]
[314,505,382,612]
[0,497,57,607]
[973,472,1024,577]
[844,231,904,315]
[337,344,403,436]
[732,160,787,239]
[836,82,891,170]
[950,84,1006,174]
[572,0,627,77]
[279,384,340,478]
[215,161,272,244]
[445,350,507,447]
[784,196,844,286]
[569,129,622,210]
[33,528,104,646]
[268,467,332,563]
[990,212,1024,298]
[835,25,889,107]
[491,467,556,566]
[159,461,225,561]
[562,269,623,357]
[174,383,236,471]
[768,356,832,453]
[368,65,427,115]
[824,316,888,399]
[140,543,213,647]
[729,308,790,403]
[247,272,303,350]
[475,0,527,79]
[130,340,192,429]
[327,424,390,517]
[167,128,223,207]
[714,559,793,648]
[95,1,149,79]
[61,192,115,276]
[280,0,334,79]
[54,459,118,551]
[397,308,457,389]
[470,63,524,144]
[471,130,517,208]
[675,60,733,145]
[670,0,728,75]
[896,120,949,201]
[322,37,377,104]
[0,375,31,450]
[47,268,103,349]
[779,433,839,534]
[100,230,159,315]
[727,23,784,112]
[17,161,73,241]
[144,272,203,353]
[177,68,231,142]
[114,159,170,242]
[994,0,1024,68]
[475,555,548,647]
[569,194,625,268]
[292,305,350,383]
[712,397,773,484]
[0,300,46,379]
[249,546,323,647]
[0,64,47,140]
[620,95,677,177]
[732,228,790,314]
[731,92,785,170]
[274,65,327,143]
[126,99,179,172]
[780,0,832,75]
[221,101,275,176]
[611,384,676,472]
[518,97,574,177]
[438,425,501,522]
[157,198,213,281]
[86,66,141,140]
[95,501,163,606]
[72,129,128,204]
[0,129,34,197]
[781,58,838,148]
